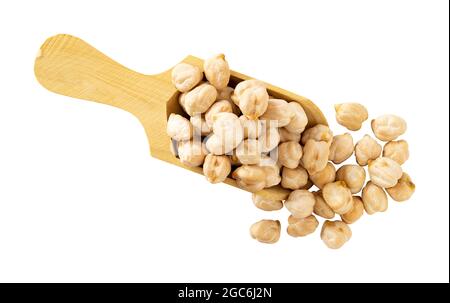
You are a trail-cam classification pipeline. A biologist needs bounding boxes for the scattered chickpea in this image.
[239,115,262,139]
[203,54,230,90]
[287,215,319,237]
[250,220,281,244]
[362,181,388,214]
[285,190,316,219]
[329,133,354,164]
[341,196,364,224]
[281,166,309,190]
[313,191,335,219]
[321,220,352,249]
[232,165,266,192]
[368,157,403,188]
[177,140,207,167]
[260,99,294,127]
[205,100,233,127]
[335,164,366,194]
[285,102,308,134]
[210,112,244,154]
[301,124,333,146]
[371,114,407,141]
[279,127,301,143]
[183,83,218,116]
[252,193,283,211]
[278,141,303,169]
[259,127,280,153]
[354,135,382,166]
[171,63,203,93]
[309,162,336,189]
[190,115,211,136]
[386,173,415,202]
[261,162,282,188]
[334,103,368,131]
[235,139,261,165]
[232,80,269,119]
[217,87,234,102]
[383,140,409,165]
[302,139,330,175]
[322,181,353,215]
[166,113,193,141]
[203,154,232,184]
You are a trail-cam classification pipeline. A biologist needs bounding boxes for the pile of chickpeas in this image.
[167,54,415,249]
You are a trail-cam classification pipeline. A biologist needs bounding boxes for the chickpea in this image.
[205,134,227,155]
[260,99,294,127]
[203,54,230,90]
[287,215,319,237]
[232,165,266,192]
[203,154,231,184]
[302,139,329,175]
[341,196,364,224]
[232,80,269,119]
[285,102,308,134]
[229,150,241,166]
[371,114,407,141]
[386,173,415,202]
[278,141,303,169]
[211,112,244,153]
[301,124,333,146]
[166,113,193,141]
[334,103,368,131]
[383,140,409,165]
[322,181,353,215]
[329,133,354,164]
[261,163,281,188]
[239,115,262,139]
[281,166,309,190]
[310,162,336,189]
[183,83,218,116]
[335,165,366,194]
[362,181,388,214]
[205,100,233,127]
[250,220,281,244]
[313,191,335,219]
[190,114,212,136]
[259,127,280,153]
[235,139,261,165]
[355,135,382,166]
[216,86,234,102]
[171,63,203,93]
[252,193,283,211]
[368,157,403,188]
[285,190,316,219]
[177,140,207,167]
[279,127,301,143]
[320,220,352,249]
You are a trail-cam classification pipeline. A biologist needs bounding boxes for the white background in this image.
[0,0,448,283]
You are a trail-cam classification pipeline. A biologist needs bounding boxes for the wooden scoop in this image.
[34,34,327,200]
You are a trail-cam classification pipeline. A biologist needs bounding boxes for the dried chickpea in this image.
[259,127,280,153]
[235,139,261,165]
[383,140,409,165]
[313,191,335,219]
[252,193,283,211]
[205,134,227,155]
[239,115,262,139]
[279,127,301,143]
[278,141,303,169]
[205,100,233,127]
[301,124,333,146]
[340,196,364,224]
[232,80,269,119]
[355,135,382,166]
[322,181,353,215]
[171,63,203,93]
[362,181,388,214]
[302,139,329,175]
[335,164,366,194]
[368,157,403,188]
[216,86,234,102]
[183,83,218,116]
[190,115,211,136]
[281,166,309,190]
[285,102,308,134]
[203,154,231,184]
[334,103,368,131]
[285,190,316,219]
[386,173,415,202]
[329,133,354,164]
[321,220,352,249]
[260,99,294,127]
[261,163,281,188]
[287,215,319,237]
[211,112,244,153]
[310,162,336,189]
[371,115,407,141]
[232,165,266,192]
[177,140,207,167]
[204,54,230,90]
[250,220,281,244]
[166,113,193,141]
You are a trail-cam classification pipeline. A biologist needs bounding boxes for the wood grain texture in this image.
[34,34,327,200]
